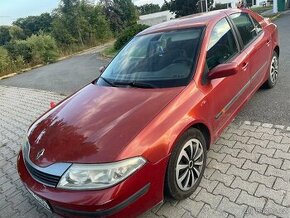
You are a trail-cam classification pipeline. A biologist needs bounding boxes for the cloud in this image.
[133,0,165,6]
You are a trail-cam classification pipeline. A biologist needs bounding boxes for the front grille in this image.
[24,159,61,187]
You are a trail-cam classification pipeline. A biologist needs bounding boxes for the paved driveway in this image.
[1,85,290,218]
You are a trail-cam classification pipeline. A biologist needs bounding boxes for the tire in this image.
[165,128,207,200]
[263,51,279,89]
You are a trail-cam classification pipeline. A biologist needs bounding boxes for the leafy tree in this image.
[137,3,160,15]
[5,40,32,63]
[13,13,53,36]
[9,26,26,41]
[0,26,12,46]
[160,2,171,11]
[166,0,199,17]
[101,0,138,35]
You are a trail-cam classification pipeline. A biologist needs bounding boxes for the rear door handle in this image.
[242,62,248,71]
[266,39,271,46]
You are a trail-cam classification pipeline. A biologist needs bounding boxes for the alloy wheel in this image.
[175,139,204,191]
[270,55,279,84]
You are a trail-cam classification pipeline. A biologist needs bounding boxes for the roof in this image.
[138,9,242,36]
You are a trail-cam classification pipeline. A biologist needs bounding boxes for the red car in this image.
[17,9,279,218]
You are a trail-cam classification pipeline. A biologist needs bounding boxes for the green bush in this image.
[114,24,149,50]
[211,3,228,10]
[5,40,32,63]
[26,34,58,64]
[0,47,21,76]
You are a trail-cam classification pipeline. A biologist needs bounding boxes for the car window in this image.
[230,13,257,46]
[97,27,204,88]
[206,18,238,71]
[251,16,263,34]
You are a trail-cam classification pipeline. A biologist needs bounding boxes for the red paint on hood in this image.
[28,84,183,166]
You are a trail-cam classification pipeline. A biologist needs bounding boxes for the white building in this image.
[138,10,176,26]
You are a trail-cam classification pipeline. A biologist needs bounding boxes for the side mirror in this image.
[208,62,238,80]
[99,66,106,75]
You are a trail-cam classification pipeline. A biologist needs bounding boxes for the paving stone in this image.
[219,146,240,157]
[231,176,258,195]
[240,123,257,131]
[213,183,241,202]
[267,141,290,152]
[207,159,230,173]
[227,165,251,180]
[247,137,269,147]
[223,155,246,168]
[207,150,226,162]
[248,171,276,188]
[218,197,247,217]
[238,150,260,162]
[215,138,236,147]
[252,145,276,157]
[243,131,263,139]
[236,190,266,210]
[229,134,249,144]
[226,128,244,136]
[263,199,289,218]
[274,149,290,160]
[259,155,283,168]
[198,204,228,218]
[273,178,289,191]
[199,178,219,193]
[281,159,290,170]
[157,202,186,218]
[255,184,286,204]
[256,127,275,135]
[177,199,204,217]
[261,133,282,143]
[282,136,290,144]
[262,123,273,128]
[195,188,223,209]
[210,170,235,187]
[245,207,276,218]
[234,141,255,153]
[265,165,290,181]
[242,160,268,174]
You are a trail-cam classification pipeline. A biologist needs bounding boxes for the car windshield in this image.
[96,27,204,88]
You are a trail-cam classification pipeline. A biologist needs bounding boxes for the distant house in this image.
[138,10,176,26]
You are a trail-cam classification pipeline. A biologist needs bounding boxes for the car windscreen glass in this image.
[96,27,204,88]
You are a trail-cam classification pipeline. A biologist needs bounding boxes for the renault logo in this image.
[36,148,45,160]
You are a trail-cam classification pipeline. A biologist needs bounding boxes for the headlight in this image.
[57,157,146,190]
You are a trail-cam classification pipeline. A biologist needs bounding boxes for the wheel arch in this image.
[274,45,280,57]
[190,123,211,150]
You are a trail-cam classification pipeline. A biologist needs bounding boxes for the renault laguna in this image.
[17,8,279,217]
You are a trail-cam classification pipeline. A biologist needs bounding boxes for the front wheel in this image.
[165,128,207,200]
[263,51,279,89]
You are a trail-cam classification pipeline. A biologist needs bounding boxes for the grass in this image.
[251,6,273,14]
[101,45,118,58]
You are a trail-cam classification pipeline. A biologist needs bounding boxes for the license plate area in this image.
[27,188,52,212]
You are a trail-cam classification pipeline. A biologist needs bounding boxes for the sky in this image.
[0,0,165,26]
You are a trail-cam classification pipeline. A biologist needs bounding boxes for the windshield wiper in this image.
[99,77,116,87]
[113,81,155,88]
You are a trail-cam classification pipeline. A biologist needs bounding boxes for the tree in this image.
[166,0,199,17]
[0,26,12,46]
[101,0,138,35]
[13,13,53,36]
[160,2,170,11]
[137,3,161,15]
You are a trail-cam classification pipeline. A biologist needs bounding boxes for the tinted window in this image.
[230,13,257,46]
[251,16,263,34]
[97,27,203,88]
[206,18,238,70]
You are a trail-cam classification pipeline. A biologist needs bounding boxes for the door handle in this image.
[266,39,271,46]
[241,62,248,71]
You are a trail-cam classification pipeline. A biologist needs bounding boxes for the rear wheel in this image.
[165,128,207,200]
[263,51,279,89]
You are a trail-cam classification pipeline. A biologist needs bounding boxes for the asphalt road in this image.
[0,12,290,125]
[0,49,110,95]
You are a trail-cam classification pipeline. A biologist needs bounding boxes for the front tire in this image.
[165,128,207,200]
[264,51,279,89]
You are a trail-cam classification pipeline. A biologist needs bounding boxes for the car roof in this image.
[138,9,246,36]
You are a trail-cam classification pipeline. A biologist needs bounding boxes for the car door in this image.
[199,17,251,137]
[229,12,272,91]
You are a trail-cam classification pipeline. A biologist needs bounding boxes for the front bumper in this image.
[17,151,168,218]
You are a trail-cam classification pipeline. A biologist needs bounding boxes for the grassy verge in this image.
[251,6,273,14]
[101,46,118,58]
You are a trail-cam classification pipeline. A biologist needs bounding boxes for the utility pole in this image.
[273,0,278,13]
[205,0,208,12]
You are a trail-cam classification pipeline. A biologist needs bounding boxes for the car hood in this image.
[28,84,183,167]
